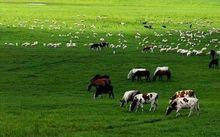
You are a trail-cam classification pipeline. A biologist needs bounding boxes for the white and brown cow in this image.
[166,97,200,117]
[169,89,196,104]
[120,90,141,107]
[129,92,158,112]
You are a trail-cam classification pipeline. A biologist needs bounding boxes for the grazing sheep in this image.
[166,97,199,117]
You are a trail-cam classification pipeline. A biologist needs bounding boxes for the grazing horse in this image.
[94,85,114,99]
[127,68,147,79]
[132,70,150,82]
[90,42,109,49]
[210,50,216,59]
[153,67,171,81]
[88,75,111,91]
[209,59,218,68]
[169,89,196,104]
[120,90,141,107]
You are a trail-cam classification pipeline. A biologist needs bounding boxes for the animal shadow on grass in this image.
[106,118,162,129]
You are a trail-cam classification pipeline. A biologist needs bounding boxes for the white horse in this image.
[127,68,146,79]
[153,66,169,76]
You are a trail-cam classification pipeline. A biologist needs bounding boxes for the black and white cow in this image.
[166,97,199,117]
[129,92,159,112]
[120,90,141,107]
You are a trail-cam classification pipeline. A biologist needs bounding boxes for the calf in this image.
[169,89,196,104]
[129,92,158,112]
[166,97,199,117]
[120,90,141,107]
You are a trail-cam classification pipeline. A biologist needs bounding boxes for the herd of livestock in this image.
[87,66,202,117]
[87,49,219,117]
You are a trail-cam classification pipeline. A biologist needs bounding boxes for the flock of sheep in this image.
[1,17,219,56]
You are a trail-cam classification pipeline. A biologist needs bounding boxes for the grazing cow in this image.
[209,59,218,68]
[94,85,114,99]
[210,50,216,59]
[162,25,166,28]
[127,68,146,79]
[169,90,196,104]
[132,70,150,82]
[90,42,109,49]
[166,97,199,117]
[88,75,111,91]
[129,92,159,112]
[153,67,171,81]
[120,90,141,107]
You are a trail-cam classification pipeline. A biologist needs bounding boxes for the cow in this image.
[166,97,199,117]
[120,90,141,107]
[169,90,196,104]
[129,92,159,112]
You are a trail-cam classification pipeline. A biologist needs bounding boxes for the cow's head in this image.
[165,101,177,115]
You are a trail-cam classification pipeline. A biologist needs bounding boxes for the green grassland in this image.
[0,0,220,137]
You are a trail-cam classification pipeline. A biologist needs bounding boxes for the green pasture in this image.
[0,0,220,137]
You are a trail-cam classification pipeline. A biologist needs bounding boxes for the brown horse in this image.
[152,70,171,81]
[88,75,111,91]
[132,70,150,82]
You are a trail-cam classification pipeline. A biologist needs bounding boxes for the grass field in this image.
[0,0,220,137]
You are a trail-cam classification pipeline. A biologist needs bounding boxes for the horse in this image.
[152,67,171,81]
[132,70,150,82]
[88,75,111,91]
[209,59,218,68]
[210,50,216,59]
[127,68,146,79]
[94,85,114,99]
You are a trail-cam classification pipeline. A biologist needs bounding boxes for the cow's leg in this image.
[188,107,194,117]
[176,108,181,117]
[152,102,157,112]
[140,103,144,112]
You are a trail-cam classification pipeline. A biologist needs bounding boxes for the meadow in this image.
[0,0,220,137]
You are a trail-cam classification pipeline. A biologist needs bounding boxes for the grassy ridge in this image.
[0,0,220,137]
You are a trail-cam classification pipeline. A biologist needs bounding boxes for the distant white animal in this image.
[166,97,199,117]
